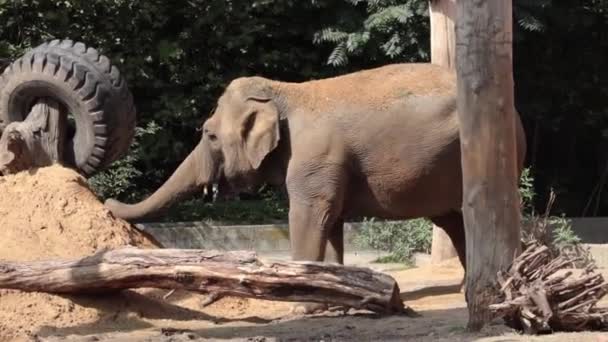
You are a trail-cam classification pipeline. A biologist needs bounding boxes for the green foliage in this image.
[355,217,432,265]
[314,0,430,66]
[162,186,289,224]
[519,168,583,252]
[1,0,608,222]
[519,167,536,214]
[551,215,582,248]
[0,0,351,206]
[89,121,161,202]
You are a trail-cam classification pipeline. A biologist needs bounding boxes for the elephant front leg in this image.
[288,199,339,262]
[288,199,345,315]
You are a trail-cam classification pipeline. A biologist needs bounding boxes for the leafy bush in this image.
[519,167,536,215]
[0,0,358,205]
[2,0,608,220]
[162,186,289,224]
[355,217,432,265]
[89,121,161,202]
[313,0,430,66]
[551,215,582,247]
[519,167,583,253]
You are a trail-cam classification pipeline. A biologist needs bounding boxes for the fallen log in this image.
[490,240,608,333]
[0,247,411,315]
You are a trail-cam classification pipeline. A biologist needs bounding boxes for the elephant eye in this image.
[204,128,218,142]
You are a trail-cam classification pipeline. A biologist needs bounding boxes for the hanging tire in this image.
[0,39,136,177]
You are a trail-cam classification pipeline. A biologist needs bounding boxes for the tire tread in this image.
[0,39,136,177]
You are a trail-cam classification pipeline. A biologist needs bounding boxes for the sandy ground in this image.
[0,166,158,262]
[1,166,608,341]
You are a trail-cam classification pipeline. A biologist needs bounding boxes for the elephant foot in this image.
[289,302,349,316]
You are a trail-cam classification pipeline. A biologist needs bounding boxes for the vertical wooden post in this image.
[430,226,458,263]
[429,0,459,264]
[455,0,521,330]
[429,0,456,69]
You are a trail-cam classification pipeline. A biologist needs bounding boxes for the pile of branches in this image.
[490,240,608,333]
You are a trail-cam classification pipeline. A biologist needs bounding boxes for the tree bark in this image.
[0,98,66,175]
[0,247,410,315]
[429,0,459,264]
[455,0,521,331]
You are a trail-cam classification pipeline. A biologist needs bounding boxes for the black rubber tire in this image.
[0,39,136,177]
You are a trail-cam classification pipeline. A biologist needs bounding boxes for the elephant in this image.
[105,62,527,272]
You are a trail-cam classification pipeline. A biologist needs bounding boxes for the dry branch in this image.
[490,240,608,333]
[0,247,411,315]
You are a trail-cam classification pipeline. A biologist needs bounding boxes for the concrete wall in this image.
[136,217,608,251]
[544,217,608,244]
[137,221,361,251]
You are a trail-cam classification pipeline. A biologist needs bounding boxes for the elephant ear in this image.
[242,98,280,170]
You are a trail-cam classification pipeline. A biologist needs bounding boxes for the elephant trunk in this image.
[104,140,216,222]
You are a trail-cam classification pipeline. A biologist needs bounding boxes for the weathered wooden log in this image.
[0,98,66,175]
[0,247,411,315]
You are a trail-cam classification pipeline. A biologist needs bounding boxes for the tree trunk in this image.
[0,98,66,175]
[429,0,456,69]
[0,247,410,315]
[455,0,521,331]
[429,0,459,264]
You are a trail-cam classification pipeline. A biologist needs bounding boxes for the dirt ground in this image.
[1,166,608,341]
[0,166,158,262]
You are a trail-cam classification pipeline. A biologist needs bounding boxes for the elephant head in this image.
[104,77,285,221]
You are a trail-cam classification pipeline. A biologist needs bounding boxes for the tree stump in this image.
[0,98,67,175]
[0,247,412,315]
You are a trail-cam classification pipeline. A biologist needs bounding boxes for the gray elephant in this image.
[105,63,527,270]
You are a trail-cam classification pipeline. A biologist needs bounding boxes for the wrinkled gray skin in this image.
[106,62,527,275]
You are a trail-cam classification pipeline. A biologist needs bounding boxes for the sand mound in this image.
[0,165,158,261]
[0,165,163,340]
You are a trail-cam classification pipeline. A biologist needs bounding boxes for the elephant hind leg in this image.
[430,211,466,271]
